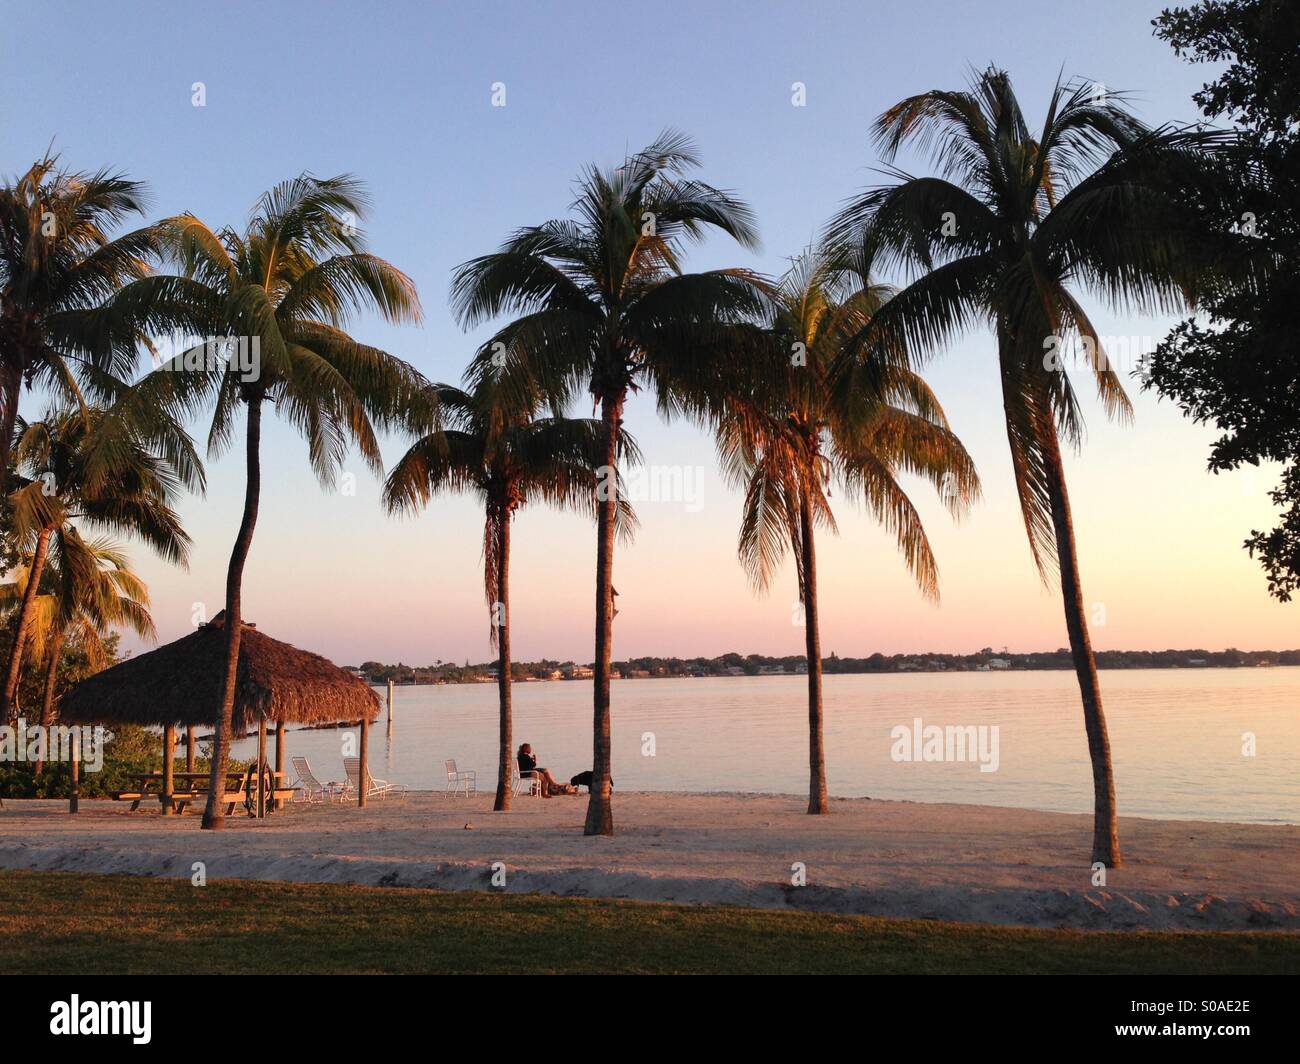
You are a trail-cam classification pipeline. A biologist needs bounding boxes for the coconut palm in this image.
[2,404,192,721]
[0,534,154,775]
[383,374,636,810]
[452,131,767,834]
[107,174,422,829]
[715,246,978,813]
[826,69,1227,864]
[0,156,160,494]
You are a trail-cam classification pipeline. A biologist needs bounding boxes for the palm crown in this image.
[718,246,979,600]
[3,532,155,673]
[453,129,768,413]
[827,69,1223,570]
[113,174,423,478]
[11,404,195,566]
[383,376,638,639]
[0,156,159,482]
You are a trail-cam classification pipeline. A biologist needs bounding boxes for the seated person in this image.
[517,743,573,797]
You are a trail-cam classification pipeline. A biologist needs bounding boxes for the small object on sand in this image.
[463,823,474,830]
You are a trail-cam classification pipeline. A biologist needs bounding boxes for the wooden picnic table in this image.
[114,769,296,815]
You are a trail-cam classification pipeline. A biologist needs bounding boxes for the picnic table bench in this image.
[112,769,297,815]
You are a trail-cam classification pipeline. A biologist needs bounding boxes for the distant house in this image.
[725,666,745,677]
[758,665,786,676]
[563,665,593,680]
[987,658,1011,670]
[1187,658,1208,667]
[794,663,808,674]
[626,669,651,678]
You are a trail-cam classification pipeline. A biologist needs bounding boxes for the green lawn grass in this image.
[2,869,1296,974]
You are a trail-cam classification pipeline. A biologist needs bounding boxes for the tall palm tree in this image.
[2,404,192,721]
[826,70,1225,864]
[109,174,422,829]
[0,156,159,494]
[383,375,636,810]
[715,246,978,813]
[452,131,767,834]
[0,534,154,775]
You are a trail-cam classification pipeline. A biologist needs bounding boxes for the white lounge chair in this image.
[343,757,407,801]
[444,759,476,797]
[290,756,343,803]
[512,763,542,798]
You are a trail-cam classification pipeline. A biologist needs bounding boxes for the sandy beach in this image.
[1,792,1296,931]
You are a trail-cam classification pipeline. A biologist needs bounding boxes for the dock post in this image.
[358,715,369,808]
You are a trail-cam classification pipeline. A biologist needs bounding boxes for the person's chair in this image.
[512,764,542,798]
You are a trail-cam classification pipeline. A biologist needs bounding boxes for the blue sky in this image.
[3,0,1292,663]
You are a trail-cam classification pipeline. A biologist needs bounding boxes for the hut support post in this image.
[274,722,285,811]
[162,724,175,816]
[358,716,369,808]
[69,736,79,814]
[185,725,196,774]
[256,718,267,819]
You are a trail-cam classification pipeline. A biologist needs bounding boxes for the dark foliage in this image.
[1146,0,1300,599]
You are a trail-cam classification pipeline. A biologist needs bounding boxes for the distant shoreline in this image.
[359,660,1300,686]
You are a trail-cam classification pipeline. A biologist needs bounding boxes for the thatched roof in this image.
[59,612,379,730]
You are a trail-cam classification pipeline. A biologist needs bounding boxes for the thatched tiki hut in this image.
[59,612,379,816]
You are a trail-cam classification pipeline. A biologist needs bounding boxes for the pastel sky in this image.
[3,0,1293,664]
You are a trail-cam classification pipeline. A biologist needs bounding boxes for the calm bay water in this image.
[234,668,1300,824]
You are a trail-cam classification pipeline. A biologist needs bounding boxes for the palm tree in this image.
[0,156,159,494]
[2,404,192,721]
[384,375,636,809]
[109,174,422,829]
[451,131,766,834]
[826,70,1225,864]
[715,246,978,813]
[0,534,154,775]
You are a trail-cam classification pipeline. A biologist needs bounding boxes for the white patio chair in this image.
[290,756,343,803]
[342,757,407,801]
[512,763,542,798]
[444,759,476,797]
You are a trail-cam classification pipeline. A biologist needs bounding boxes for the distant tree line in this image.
[353,646,1300,684]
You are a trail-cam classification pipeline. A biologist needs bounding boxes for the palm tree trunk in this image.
[33,627,65,777]
[201,395,263,830]
[2,524,53,723]
[584,391,623,836]
[0,359,22,498]
[493,504,513,812]
[799,486,828,814]
[1041,422,1122,867]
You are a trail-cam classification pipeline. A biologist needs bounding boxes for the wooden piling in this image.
[162,724,175,816]
[358,715,369,808]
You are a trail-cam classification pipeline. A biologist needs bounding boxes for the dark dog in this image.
[569,771,613,792]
